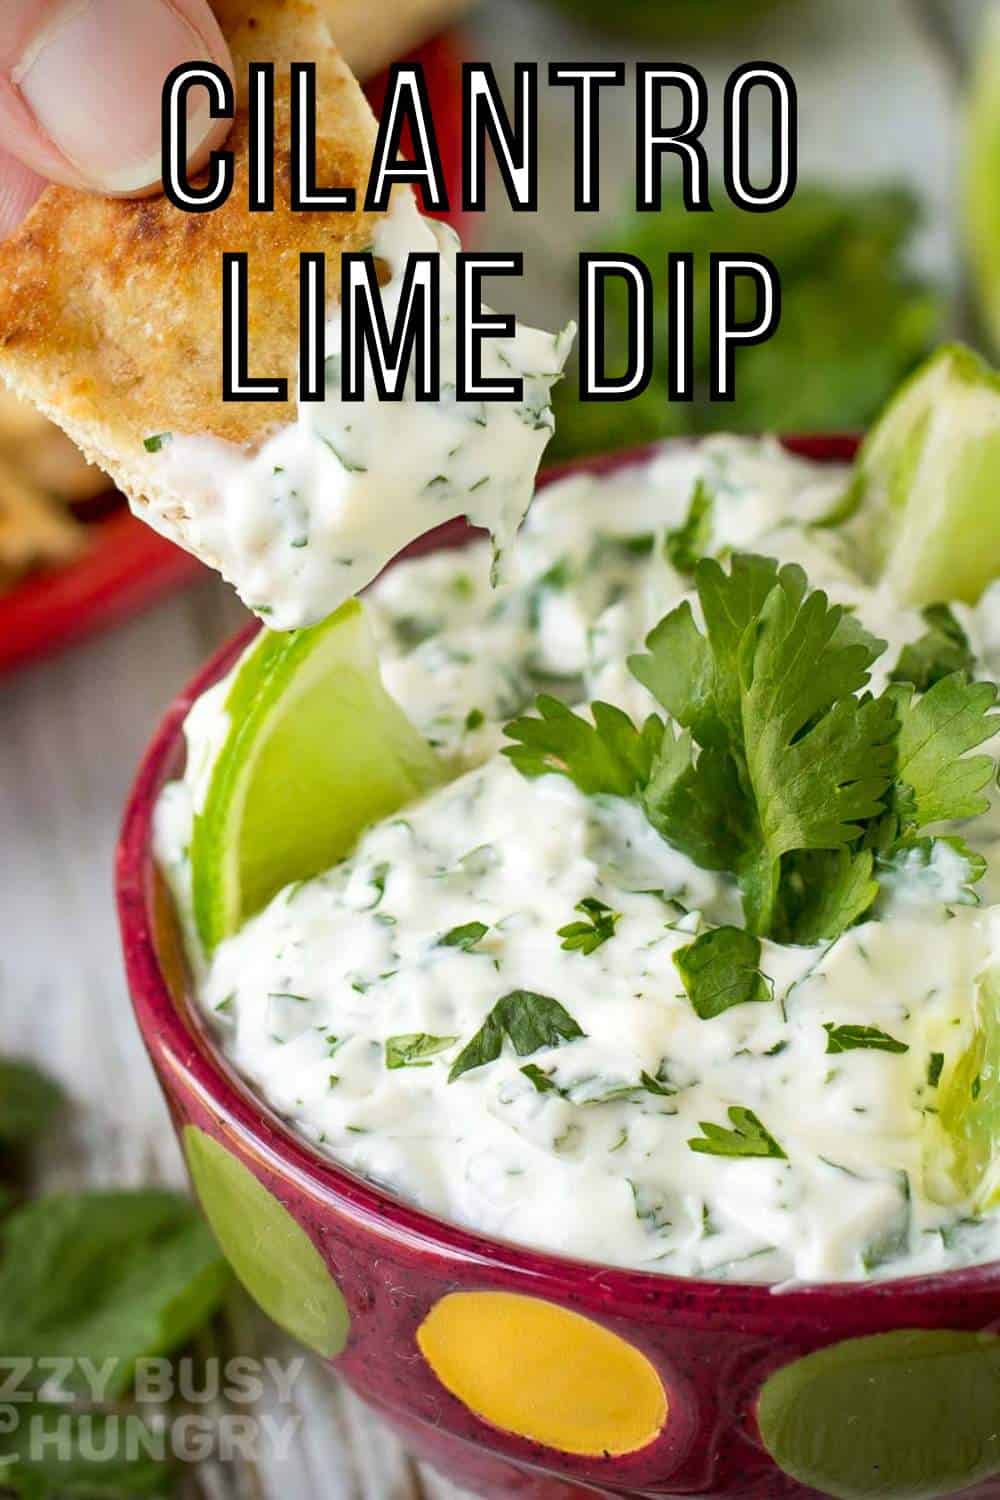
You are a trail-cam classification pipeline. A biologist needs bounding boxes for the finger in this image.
[0,0,234,197]
[0,141,44,238]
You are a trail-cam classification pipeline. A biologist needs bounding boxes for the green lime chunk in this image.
[965,6,1000,355]
[938,966,1000,1212]
[758,1329,1000,1500]
[848,344,1000,605]
[183,1126,349,1358]
[191,600,441,951]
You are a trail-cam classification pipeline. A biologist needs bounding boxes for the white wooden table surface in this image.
[0,1,977,1494]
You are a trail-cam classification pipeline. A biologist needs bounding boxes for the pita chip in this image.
[0,0,572,629]
[0,0,381,533]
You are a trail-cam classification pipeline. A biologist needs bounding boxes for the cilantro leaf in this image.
[521,1063,675,1102]
[503,695,661,796]
[736,573,895,932]
[823,1023,909,1055]
[0,1191,230,1398]
[890,604,975,692]
[630,553,783,750]
[557,897,619,954]
[521,1063,561,1094]
[774,848,879,944]
[688,1106,787,1160]
[639,1068,676,1097]
[665,478,714,575]
[0,1059,64,1147]
[673,927,771,1019]
[385,1033,457,1069]
[642,730,752,871]
[888,673,998,830]
[449,991,585,1082]
[438,922,489,951]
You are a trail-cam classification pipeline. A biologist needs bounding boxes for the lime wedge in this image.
[938,967,1000,1213]
[848,344,1000,605]
[965,5,1000,355]
[191,601,441,952]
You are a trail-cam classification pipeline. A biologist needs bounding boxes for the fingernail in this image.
[13,0,224,193]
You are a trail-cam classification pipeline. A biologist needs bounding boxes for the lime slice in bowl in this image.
[965,5,1000,356]
[937,967,1000,1213]
[191,601,442,952]
[848,344,1000,605]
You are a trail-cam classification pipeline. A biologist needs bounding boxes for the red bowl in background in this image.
[117,438,1000,1500]
[0,27,467,679]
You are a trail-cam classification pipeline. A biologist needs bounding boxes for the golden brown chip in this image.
[0,454,82,592]
[0,389,107,502]
[0,0,379,516]
[0,388,51,444]
[18,429,109,503]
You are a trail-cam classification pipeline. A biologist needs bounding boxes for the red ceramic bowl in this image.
[118,438,1000,1500]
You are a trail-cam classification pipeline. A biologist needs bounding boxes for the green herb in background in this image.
[540,0,794,41]
[0,1059,64,1148]
[0,1055,232,1497]
[0,1403,176,1498]
[0,1191,230,1398]
[551,185,942,459]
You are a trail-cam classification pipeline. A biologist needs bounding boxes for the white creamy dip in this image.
[157,437,1000,1285]
[144,190,572,629]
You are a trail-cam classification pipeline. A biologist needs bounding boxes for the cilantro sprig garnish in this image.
[504,552,999,949]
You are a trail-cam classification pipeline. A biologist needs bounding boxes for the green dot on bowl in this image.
[758,1328,1000,1500]
[183,1125,349,1357]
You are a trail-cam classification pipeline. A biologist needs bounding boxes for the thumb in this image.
[0,0,233,215]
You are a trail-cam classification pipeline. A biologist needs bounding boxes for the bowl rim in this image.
[117,433,1000,1316]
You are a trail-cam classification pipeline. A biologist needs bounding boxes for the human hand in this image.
[0,0,234,238]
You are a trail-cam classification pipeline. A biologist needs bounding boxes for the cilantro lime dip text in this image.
[157,437,1000,1285]
[146,190,572,630]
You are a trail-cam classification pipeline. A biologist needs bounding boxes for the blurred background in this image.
[2,1,999,1496]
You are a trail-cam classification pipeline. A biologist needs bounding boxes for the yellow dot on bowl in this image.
[417,1290,667,1456]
